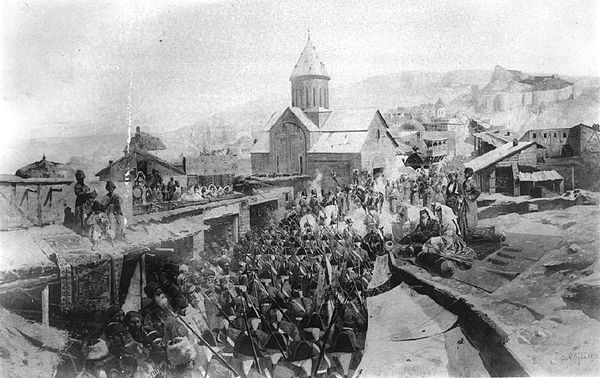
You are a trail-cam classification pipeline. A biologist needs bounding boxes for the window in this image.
[298,155,303,174]
[377,129,380,139]
[553,133,557,138]
[543,133,547,138]
[563,132,567,138]
[532,133,537,138]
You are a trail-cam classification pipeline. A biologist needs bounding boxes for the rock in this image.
[567,244,583,254]
[517,333,531,344]
[535,329,547,337]
[562,221,577,229]
[543,247,596,271]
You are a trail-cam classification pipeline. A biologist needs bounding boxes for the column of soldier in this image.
[77,211,375,378]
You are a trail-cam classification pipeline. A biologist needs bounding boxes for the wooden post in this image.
[42,284,49,325]
[140,254,146,304]
[36,185,42,226]
[232,215,239,243]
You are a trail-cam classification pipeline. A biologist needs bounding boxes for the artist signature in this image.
[559,352,600,363]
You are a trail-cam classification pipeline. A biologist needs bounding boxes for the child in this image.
[87,201,110,250]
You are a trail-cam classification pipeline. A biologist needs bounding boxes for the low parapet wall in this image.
[478,192,597,219]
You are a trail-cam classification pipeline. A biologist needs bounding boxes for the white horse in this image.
[299,213,317,232]
[320,204,339,227]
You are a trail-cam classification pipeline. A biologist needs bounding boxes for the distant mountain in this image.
[332,69,492,110]
[0,133,127,177]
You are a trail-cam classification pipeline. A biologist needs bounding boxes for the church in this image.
[250,35,400,191]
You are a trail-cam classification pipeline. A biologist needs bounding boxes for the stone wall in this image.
[477,85,573,112]
[361,126,398,173]
[307,153,360,192]
[185,155,239,176]
[251,153,271,175]
[239,201,250,235]
[270,121,309,174]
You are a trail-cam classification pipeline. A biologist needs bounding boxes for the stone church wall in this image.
[250,153,271,174]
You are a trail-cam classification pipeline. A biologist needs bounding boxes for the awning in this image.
[518,170,563,182]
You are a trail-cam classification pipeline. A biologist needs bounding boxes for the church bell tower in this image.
[290,34,331,127]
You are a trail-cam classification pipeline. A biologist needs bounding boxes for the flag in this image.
[324,255,333,286]
[312,265,325,313]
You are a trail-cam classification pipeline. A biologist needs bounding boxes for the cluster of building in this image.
[469,121,600,197]
[0,32,598,377]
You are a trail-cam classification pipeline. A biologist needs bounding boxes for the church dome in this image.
[290,36,330,80]
[15,155,75,179]
[399,119,425,131]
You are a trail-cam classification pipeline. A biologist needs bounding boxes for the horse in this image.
[299,213,317,232]
[320,204,339,227]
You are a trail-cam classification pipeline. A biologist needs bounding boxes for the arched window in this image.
[313,88,317,107]
[305,90,308,108]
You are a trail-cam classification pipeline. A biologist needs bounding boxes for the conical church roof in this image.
[290,36,330,80]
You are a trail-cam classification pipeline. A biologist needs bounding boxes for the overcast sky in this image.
[1,0,599,140]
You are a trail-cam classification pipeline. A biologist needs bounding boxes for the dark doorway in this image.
[137,160,149,176]
[495,167,514,195]
[250,200,278,230]
[561,144,574,158]
[204,215,236,250]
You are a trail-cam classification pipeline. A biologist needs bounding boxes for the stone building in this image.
[472,128,517,157]
[434,98,446,118]
[519,123,600,190]
[251,36,399,191]
[519,123,600,159]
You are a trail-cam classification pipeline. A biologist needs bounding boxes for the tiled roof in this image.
[473,131,511,147]
[397,119,425,132]
[319,109,379,132]
[309,131,368,153]
[465,141,538,173]
[518,170,563,182]
[250,132,270,154]
[290,37,329,79]
[519,76,572,91]
[15,156,75,179]
[396,142,414,155]
[288,107,318,131]
[129,128,167,151]
[96,148,185,177]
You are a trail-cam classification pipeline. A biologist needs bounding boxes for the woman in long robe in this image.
[422,202,474,265]
[461,167,481,235]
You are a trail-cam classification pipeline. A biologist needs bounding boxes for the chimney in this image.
[109,160,113,165]
[593,124,599,131]
[512,139,518,147]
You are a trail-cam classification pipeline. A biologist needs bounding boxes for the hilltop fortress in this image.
[472,65,574,112]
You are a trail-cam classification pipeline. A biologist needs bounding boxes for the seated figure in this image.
[398,208,440,255]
